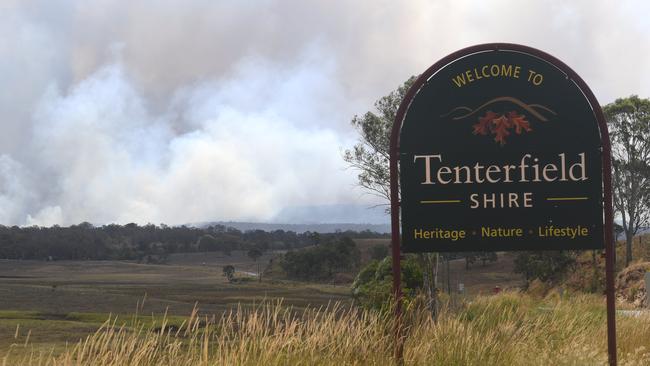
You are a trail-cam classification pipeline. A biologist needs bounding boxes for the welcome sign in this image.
[398,48,604,252]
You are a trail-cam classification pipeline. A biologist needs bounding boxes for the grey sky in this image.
[0,0,648,226]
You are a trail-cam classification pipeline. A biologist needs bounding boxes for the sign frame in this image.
[389,43,616,365]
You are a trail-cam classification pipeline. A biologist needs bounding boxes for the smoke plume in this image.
[0,0,648,225]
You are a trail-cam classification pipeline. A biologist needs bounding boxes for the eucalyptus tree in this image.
[604,96,650,266]
[343,76,416,204]
[344,76,444,315]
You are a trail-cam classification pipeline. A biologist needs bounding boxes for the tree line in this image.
[0,222,387,261]
[280,237,361,280]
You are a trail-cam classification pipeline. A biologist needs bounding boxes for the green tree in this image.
[604,96,650,266]
[247,247,263,261]
[281,250,321,280]
[328,237,361,275]
[197,234,219,252]
[513,251,576,284]
[280,237,360,281]
[343,76,417,202]
[343,76,442,316]
[247,247,264,282]
[222,265,235,283]
[369,244,389,260]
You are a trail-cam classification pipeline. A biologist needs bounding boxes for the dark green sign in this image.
[399,49,604,252]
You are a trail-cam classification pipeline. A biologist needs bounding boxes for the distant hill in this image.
[271,204,389,226]
[190,204,391,233]
[193,221,390,234]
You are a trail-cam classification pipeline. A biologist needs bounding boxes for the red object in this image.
[493,286,502,294]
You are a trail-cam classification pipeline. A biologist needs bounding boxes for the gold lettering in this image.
[473,68,482,80]
[490,65,500,76]
[481,65,490,78]
[451,74,467,87]
[500,64,512,77]
[465,70,474,82]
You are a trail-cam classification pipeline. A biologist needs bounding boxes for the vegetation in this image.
[197,234,233,255]
[463,251,498,269]
[247,247,263,262]
[3,293,650,365]
[565,250,606,294]
[0,223,387,262]
[0,256,352,317]
[351,256,423,309]
[343,76,416,203]
[247,245,264,282]
[222,265,235,282]
[605,95,650,266]
[369,243,389,260]
[280,237,361,281]
[513,251,577,284]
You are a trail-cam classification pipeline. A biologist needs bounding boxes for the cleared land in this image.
[0,246,526,362]
[0,254,349,357]
[0,251,349,312]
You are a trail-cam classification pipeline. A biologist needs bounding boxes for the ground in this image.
[0,253,349,357]
[442,251,523,295]
[0,246,525,360]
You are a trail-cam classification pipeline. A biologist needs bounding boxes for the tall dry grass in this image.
[4,293,650,365]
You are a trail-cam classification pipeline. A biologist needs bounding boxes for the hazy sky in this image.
[0,0,649,226]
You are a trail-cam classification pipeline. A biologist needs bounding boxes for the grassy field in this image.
[166,250,280,273]
[3,248,639,364]
[0,255,350,359]
[2,292,649,365]
[0,253,349,313]
[0,245,527,362]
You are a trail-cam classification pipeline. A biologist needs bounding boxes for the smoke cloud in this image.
[0,0,648,226]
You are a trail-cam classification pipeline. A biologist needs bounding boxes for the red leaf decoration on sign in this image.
[473,111,498,135]
[473,110,533,145]
[491,115,511,146]
[507,111,532,134]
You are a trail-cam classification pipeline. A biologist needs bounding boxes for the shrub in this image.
[351,256,423,309]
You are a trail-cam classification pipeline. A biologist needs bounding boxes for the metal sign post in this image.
[389,43,616,365]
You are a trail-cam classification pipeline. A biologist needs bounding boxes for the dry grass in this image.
[3,293,650,365]
[0,259,351,316]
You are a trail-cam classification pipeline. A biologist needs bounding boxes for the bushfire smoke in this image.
[0,0,648,225]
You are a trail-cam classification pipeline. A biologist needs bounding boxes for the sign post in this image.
[389,43,616,365]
